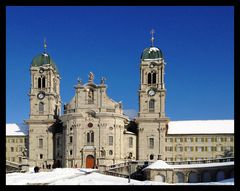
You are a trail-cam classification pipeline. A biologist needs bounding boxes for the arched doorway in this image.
[188,172,198,183]
[175,172,185,183]
[202,171,211,182]
[216,171,225,181]
[154,174,165,182]
[86,155,95,168]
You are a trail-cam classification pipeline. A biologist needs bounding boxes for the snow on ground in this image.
[6,168,234,185]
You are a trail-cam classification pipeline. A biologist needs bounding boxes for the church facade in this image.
[20,35,234,169]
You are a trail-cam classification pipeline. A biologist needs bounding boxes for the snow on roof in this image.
[168,120,234,135]
[144,160,234,170]
[6,123,29,136]
[148,47,159,52]
[124,131,135,135]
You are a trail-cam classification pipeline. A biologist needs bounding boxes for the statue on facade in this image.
[88,72,94,82]
[100,77,106,85]
[22,147,27,157]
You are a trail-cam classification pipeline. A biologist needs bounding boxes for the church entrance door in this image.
[86,155,95,168]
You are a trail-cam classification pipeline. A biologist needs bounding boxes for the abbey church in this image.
[6,34,234,169]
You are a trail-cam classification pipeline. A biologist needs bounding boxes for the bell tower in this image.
[25,40,61,167]
[136,30,169,161]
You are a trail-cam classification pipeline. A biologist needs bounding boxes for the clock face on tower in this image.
[148,89,156,96]
[37,92,45,100]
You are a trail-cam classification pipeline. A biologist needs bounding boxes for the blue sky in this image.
[6,6,234,123]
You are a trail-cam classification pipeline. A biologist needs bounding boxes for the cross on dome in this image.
[150,29,155,47]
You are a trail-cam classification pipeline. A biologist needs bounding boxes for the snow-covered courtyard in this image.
[6,168,234,185]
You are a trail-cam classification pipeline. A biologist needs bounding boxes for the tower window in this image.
[39,102,44,114]
[37,76,47,89]
[42,77,46,88]
[40,154,43,159]
[129,137,133,148]
[38,77,41,88]
[152,72,156,84]
[149,138,154,149]
[109,136,113,146]
[39,138,43,148]
[147,71,157,84]
[149,99,155,112]
[148,73,151,84]
[69,136,73,144]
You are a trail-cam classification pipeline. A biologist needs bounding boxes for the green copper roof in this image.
[31,53,59,73]
[141,46,163,60]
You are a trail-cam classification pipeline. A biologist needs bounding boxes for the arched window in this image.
[129,137,133,148]
[148,71,157,84]
[152,72,156,84]
[149,138,154,149]
[39,102,44,114]
[148,73,151,84]
[87,132,90,143]
[91,132,94,143]
[38,77,41,88]
[87,131,94,145]
[42,77,46,88]
[149,99,155,112]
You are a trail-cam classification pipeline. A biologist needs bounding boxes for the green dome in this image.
[141,46,163,60]
[31,53,59,73]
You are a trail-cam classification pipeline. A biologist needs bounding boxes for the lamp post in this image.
[128,160,131,183]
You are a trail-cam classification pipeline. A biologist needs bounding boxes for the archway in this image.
[154,174,165,182]
[175,172,185,183]
[216,171,225,181]
[202,171,211,182]
[188,172,198,183]
[86,155,95,168]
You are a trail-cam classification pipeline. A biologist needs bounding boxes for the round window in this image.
[88,123,93,128]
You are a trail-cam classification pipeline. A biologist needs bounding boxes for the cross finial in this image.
[44,38,47,53]
[150,29,155,46]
